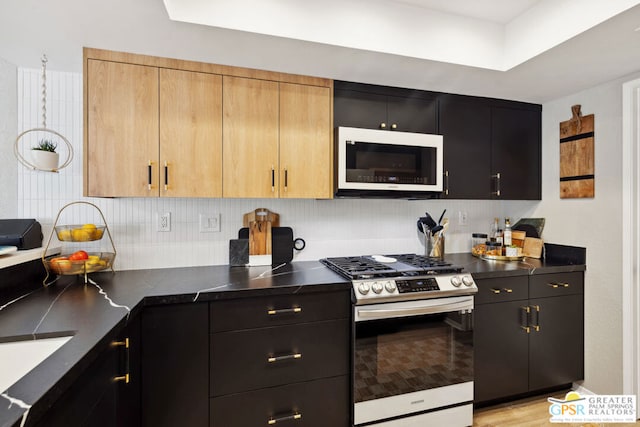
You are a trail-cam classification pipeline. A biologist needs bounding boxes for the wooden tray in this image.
[473,253,524,262]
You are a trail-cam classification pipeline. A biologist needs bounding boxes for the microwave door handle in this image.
[357,299,472,320]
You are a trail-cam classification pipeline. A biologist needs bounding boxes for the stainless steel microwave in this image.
[335,127,443,197]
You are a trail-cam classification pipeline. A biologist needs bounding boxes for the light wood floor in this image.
[473,391,639,427]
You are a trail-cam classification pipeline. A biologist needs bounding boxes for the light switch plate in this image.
[199,213,221,233]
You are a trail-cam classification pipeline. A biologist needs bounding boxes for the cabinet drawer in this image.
[529,272,584,298]
[210,319,350,396]
[210,376,349,427]
[474,276,528,305]
[210,290,350,332]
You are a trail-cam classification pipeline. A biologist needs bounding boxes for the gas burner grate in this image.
[388,254,454,269]
[320,256,398,279]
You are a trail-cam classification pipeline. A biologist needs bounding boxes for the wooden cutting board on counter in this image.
[559,105,594,198]
[243,208,279,256]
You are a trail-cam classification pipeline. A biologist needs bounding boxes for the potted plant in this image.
[31,138,59,170]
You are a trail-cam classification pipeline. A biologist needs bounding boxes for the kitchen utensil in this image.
[243,208,279,261]
[242,208,279,227]
[523,237,544,259]
[422,212,437,229]
[430,224,443,235]
[437,209,446,225]
[228,239,249,266]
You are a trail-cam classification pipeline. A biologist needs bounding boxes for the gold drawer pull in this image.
[490,288,501,294]
[268,353,302,363]
[520,326,530,333]
[113,374,130,383]
[503,288,513,293]
[111,338,129,348]
[547,282,570,288]
[268,413,302,425]
[267,307,302,315]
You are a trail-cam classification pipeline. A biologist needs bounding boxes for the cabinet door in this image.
[386,94,438,133]
[333,89,387,129]
[141,303,209,427]
[474,300,529,403]
[491,107,541,200]
[223,76,279,198]
[280,83,332,198]
[440,97,491,198]
[160,69,223,197]
[528,294,584,391]
[117,315,141,427]
[86,59,159,197]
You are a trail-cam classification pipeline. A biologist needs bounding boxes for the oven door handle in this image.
[356,298,473,321]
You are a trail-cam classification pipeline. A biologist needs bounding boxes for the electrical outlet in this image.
[199,213,221,233]
[158,212,171,232]
[458,211,468,226]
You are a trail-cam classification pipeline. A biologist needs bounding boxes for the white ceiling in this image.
[390,0,540,24]
[1,0,640,103]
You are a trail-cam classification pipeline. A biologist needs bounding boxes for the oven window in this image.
[354,312,473,403]
[345,141,437,185]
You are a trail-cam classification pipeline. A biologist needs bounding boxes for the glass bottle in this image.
[503,217,512,246]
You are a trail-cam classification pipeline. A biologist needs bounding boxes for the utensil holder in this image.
[430,234,445,259]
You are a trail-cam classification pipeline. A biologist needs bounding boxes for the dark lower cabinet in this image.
[209,290,352,427]
[474,272,584,404]
[141,303,209,427]
[32,316,140,427]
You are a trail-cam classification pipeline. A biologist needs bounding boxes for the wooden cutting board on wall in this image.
[559,105,594,198]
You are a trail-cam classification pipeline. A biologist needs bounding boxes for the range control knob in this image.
[385,281,397,293]
[450,276,462,287]
[372,282,383,294]
[462,276,475,287]
[358,283,371,295]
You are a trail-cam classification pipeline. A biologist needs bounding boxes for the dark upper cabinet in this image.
[439,96,492,199]
[491,106,541,200]
[334,80,542,200]
[334,81,438,134]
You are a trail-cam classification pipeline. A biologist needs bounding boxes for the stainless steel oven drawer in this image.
[210,291,350,332]
[210,376,349,427]
[210,319,350,396]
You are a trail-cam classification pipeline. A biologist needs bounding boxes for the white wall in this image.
[533,72,640,394]
[0,57,17,217]
[10,67,536,270]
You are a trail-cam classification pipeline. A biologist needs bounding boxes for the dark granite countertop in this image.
[0,248,585,427]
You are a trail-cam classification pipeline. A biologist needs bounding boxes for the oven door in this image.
[354,296,474,426]
[336,126,443,193]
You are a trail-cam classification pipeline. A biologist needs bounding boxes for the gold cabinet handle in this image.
[163,161,169,191]
[444,170,450,196]
[490,288,501,294]
[520,306,530,333]
[284,168,288,192]
[380,122,387,129]
[271,166,275,192]
[547,282,570,288]
[530,305,541,332]
[391,123,397,130]
[268,413,302,425]
[267,307,302,316]
[147,160,154,190]
[491,172,501,196]
[267,353,302,363]
[112,338,130,384]
[503,288,513,293]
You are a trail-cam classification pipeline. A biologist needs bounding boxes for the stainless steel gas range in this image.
[321,254,478,427]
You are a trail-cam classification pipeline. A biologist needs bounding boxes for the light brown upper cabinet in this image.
[222,77,333,199]
[85,59,159,197]
[84,48,333,199]
[222,76,280,198]
[160,69,223,198]
[279,83,332,199]
[85,60,222,198]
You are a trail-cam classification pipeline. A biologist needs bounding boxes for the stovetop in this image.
[320,254,476,304]
[320,254,463,280]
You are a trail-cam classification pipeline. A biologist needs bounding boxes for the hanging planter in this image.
[14,55,73,172]
[30,139,60,171]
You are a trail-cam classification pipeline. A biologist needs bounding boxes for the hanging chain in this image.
[41,54,48,128]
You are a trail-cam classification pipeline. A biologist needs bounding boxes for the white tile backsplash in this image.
[12,67,539,270]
